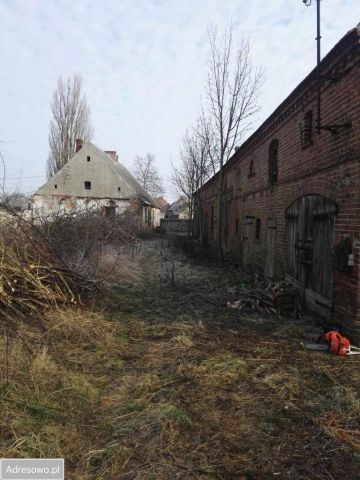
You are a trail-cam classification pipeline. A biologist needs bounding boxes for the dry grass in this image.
[1,240,360,479]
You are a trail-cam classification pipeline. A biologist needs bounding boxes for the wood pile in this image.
[0,219,96,328]
[227,282,297,315]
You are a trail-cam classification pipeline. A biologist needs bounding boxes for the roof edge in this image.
[197,24,360,193]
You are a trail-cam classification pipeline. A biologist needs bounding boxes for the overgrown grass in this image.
[1,243,360,479]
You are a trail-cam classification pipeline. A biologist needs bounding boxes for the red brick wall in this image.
[196,28,360,337]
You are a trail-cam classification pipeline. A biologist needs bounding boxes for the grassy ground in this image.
[1,239,359,479]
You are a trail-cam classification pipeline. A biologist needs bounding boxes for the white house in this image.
[31,140,160,228]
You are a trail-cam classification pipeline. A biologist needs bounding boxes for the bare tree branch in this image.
[170,124,212,238]
[205,25,264,261]
[132,154,164,198]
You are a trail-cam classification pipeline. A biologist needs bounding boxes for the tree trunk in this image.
[217,167,224,263]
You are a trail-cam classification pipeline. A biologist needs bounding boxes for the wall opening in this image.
[248,159,255,178]
[300,111,313,147]
[268,139,279,185]
[255,218,261,239]
[105,206,116,220]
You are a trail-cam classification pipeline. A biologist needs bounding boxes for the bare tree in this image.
[132,154,164,198]
[171,138,196,223]
[205,26,264,260]
[46,73,94,177]
[171,126,211,237]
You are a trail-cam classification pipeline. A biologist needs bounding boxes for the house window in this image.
[255,218,261,240]
[84,181,91,190]
[300,111,313,147]
[54,184,57,189]
[268,139,279,185]
[248,159,255,178]
[118,186,121,192]
[87,156,91,162]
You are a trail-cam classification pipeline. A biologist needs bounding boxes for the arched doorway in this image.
[285,195,338,318]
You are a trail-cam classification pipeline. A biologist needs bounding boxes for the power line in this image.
[0,175,46,180]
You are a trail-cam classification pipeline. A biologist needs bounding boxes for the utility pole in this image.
[302,0,322,134]
[301,0,351,133]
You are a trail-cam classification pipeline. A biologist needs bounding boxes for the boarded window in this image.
[300,111,313,147]
[255,218,261,240]
[84,181,91,190]
[268,139,279,185]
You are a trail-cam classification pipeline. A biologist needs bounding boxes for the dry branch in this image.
[227,282,297,316]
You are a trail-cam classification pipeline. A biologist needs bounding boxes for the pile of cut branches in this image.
[0,215,95,328]
[227,282,297,316]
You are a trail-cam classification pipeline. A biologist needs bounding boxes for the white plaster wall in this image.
[31,195,131,220]
[153,208,164,227]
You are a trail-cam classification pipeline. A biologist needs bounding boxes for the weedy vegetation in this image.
[0,217,359,479]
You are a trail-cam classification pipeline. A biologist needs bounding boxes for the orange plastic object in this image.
[324,330,350,356]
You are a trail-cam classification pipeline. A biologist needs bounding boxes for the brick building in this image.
[195,25,360,338]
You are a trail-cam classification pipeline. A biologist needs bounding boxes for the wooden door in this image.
[202,212,209,247]
[242,217,252,266]
[224,200,231,252]
[286,195,337,318]
[265,218,276,281]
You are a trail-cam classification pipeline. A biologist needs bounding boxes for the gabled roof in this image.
[90,144,156,205]
[35,142,157,207]
[154,196,170,212]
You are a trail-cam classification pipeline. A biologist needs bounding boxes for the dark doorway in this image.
[105,206,116,220]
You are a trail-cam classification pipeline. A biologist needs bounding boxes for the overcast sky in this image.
[0,0,358,201]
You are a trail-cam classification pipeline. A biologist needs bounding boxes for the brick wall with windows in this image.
[195,26,360,338]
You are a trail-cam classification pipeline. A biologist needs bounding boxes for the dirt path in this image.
[104,237,223,287]
[93,239,360,479]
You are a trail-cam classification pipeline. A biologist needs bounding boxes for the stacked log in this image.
[267,283,297,314]
[227,282,297,316]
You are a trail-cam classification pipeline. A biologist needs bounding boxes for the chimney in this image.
[75,138,84,153]
[105,150,118,162]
